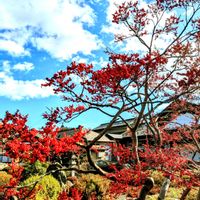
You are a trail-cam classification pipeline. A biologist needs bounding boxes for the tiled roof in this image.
[58,128,114,143]
[84,130,114,142]
[106,133,124,139]
[94,118,135,130]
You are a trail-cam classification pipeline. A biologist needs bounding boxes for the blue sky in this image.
[0,0,198,129]
[0,0,123,129]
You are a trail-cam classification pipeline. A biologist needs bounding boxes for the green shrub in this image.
[34,161,49,174]
[24,160,49,175]
[74,174,111,200]
[22,175,61,200]
[21,161,49,181]
[149,170,165,187]
[185,188,199,200]
[147,187,198,200]
[148,170,198,200]
[161,187,198,200]
[0,171,12,186]
[166,187,182,199]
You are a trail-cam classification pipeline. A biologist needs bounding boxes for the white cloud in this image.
[0,62,54,100]
[73,55,89,63]
[92,56,108,68]
[13,62,34,71]
[0,39,30,56]
[0,0,102,59]
[2,61,11,74]
[31,30,101,59]
[0,72,54,100]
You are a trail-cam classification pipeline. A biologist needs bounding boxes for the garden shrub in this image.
[166,187,182,199]
[185,188,199,200]
[165,187,198,200]
[22,174,61,200]
[34,160,49,174]
[25,160,49,175]
[149,170,165,187]
[46,162,67,186]
[74,174,111,200]
[0,171,12,186]
[147,187,198,200]
[21,161,49,181]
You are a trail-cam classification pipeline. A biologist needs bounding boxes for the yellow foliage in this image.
[22,175,61,200]
[147,187,198,200]
[0,171,12,186]
[74,173,111,200]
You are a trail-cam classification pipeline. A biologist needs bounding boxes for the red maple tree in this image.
[0,0,199,199]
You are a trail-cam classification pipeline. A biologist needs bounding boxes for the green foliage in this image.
[166,187,182,199]
[25,161,49,175]
[147,187,198,200]
[34,161,49,174]
[185,188,199,200]
[46,162,67,186]
[22,175,61,200]
[0,171,12,186]
[21,161,49,181]
[74,174,111,200]
[147,170,198,199]
[149,170,165,187]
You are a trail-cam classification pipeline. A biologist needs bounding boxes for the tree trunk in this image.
[180,188,191,200]
[137,177,154,200]
[158,177,171,200]
[132,130,140,166]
